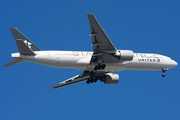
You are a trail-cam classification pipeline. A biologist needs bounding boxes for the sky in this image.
[1,0,180,120]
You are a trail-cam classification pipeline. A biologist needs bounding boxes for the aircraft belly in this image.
[104,63,126,71]
[125,60,164,70]
[83,62,127,72]
[23,53,88,69]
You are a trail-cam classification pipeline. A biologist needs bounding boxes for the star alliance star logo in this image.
[24,40,32,49]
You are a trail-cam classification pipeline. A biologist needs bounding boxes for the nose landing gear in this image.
[162,69,168,77]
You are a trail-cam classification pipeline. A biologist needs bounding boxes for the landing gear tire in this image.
[162,69,167,77]
[94,66,98,71]
[162,73,165,77]
[86,77,98,84]
[90,79,93,83]
[94,78,98,83]
[86,80,90,84]
[102,64,106,69]
[97,65,101,70]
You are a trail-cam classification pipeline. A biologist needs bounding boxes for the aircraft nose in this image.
[171,60,178,68]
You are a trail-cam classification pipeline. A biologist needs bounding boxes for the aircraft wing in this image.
[87,13,117,54]
[87,14,119,63]
[48,73,91,89]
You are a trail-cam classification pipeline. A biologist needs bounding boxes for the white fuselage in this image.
[12,50,177,72]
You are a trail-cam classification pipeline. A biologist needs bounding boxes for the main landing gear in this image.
[86,71,99,84]
[162,69,167,77]
[86,77,98,84]
[94,63,106,70]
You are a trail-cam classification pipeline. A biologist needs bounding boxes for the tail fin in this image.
[3,42,29,66]
[4,28,41,67]
[15,39,35,55]
[9,28,41,51]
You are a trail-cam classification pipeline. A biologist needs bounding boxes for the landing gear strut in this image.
[162,69,167,77]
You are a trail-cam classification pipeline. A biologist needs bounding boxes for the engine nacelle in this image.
[101,73,119,84]
[114,50,134,61]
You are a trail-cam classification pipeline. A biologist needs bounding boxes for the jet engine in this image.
[101,73,119,84]
[114,50,134,61]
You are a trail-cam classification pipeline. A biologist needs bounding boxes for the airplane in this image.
[4,14,178,89]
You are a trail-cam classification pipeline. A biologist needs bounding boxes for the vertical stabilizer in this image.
[3,28,39,67]
[15,39,35,55]
[9,28,41,51]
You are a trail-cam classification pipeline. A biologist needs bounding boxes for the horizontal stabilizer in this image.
[16,39,35,55]
[4,58,24,67]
